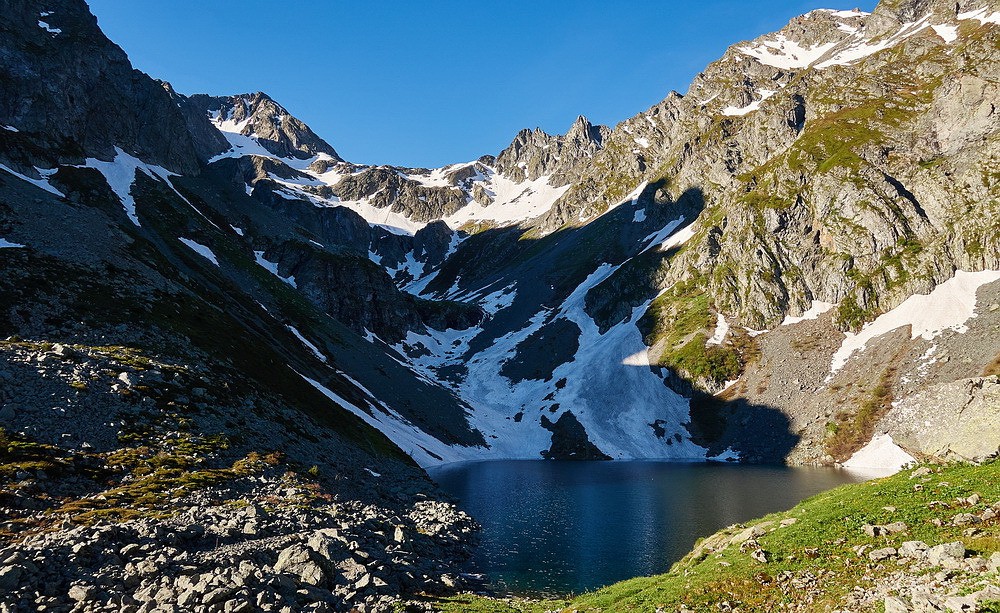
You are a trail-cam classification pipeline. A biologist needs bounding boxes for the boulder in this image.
[926,542,966,568]
[273,544,328,587]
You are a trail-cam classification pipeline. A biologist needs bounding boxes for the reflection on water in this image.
[428,460,865,595]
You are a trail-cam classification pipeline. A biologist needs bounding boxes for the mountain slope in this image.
[3,0,999,477]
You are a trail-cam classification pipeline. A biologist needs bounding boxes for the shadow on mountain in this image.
[684,382,800,464]
[413,181,800,464]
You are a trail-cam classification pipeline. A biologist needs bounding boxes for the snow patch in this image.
[707,313,729,346]
[230,225,244,236]
[722,89,778,116]
[842,434,915,475]
[931,23,958,42]
[286,325,327,363]
[0,238,25,249]
[296,373,483,468]
[82,148,179,227]
[38,19,61,34]
[0,164,65,197]
[781,301,836,326]
[815,14,933,69]
[2,125,18,132]
[707,447,741,462]
[641,217,696,255]
[633,208,646,223]
[254,251,297,288]
[444,172,570,228]
[476,285,517,315]
[738,36,839,70]
[958,7,1000,25]
[178,238,220,267]
[827,9,869,18]
[828,270,1000,377]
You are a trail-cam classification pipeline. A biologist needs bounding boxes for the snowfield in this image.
[828,270,1000,377]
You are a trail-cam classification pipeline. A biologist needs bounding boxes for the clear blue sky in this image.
[87,0,877,168]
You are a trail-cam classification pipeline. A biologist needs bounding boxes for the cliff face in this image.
[0,0,228,174]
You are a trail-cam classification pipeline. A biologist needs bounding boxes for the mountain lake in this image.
[428,460,871,595]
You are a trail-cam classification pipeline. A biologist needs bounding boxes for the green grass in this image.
[430,461,1000,612]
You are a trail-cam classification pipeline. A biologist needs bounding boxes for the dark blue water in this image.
[428,461,864,595]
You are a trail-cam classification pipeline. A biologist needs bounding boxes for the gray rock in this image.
[0,565,24,591]
[927,542,966,567]
[988,552,1000,573]
[274,544,327,587]
[952,513,981,526]
[67,584,95,601]
[898,541,929,558]
[869,547,897,561]
[883,596,910,613]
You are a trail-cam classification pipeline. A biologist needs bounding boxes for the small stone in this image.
[751,548,770,563]
[967,494,981,505]
[909,467,932,479]
[952,513,981,526]
[779,518,798,528]
[868,547,896,561]
[898,541,929,558]
[68,584,94,602]
[884,596,910,613]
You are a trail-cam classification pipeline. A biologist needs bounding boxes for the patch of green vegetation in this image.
[642,279,713,350]
[57,433,258,525]
[409,595,567,613]
[825,366,897,461]
[835,292,874,332]
[442,461,1000,612]
[668,337,743,385]
[639,279,750,386]
[782,69,940,176]
[0,428,83,481]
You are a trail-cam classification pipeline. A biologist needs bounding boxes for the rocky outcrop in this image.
[540,412,612,461]
[0,0,227,175]
[879,377,1000,462]
[189,92,343,161]
[332,167,469,222]
[261,241,483,342]
[494,115,610,186]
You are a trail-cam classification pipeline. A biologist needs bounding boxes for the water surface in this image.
[428,460,864,595]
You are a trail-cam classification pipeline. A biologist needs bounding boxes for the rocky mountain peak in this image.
[493,116,610,186]
[566,114,606,147]
[188,92,343,162]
